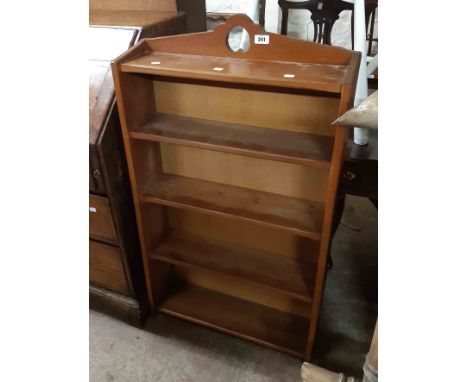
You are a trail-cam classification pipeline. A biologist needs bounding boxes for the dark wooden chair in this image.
[207,0,267,27]
[278,0,377,54]
[278,0,352,44]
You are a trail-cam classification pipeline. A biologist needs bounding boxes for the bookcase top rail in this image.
[121,52,348,93]
[114,14,360,94]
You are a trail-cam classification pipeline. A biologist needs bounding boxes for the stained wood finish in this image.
[89,0,206,32]
[167,208,320,262]
[159,284,309,357]
[153,81,340,138]
[130,113,334,167]
[90,147,106,194]
[304,57,360,360]
[90,285,146,327]
[89,12,186,325]
[173,265,312,318]
[342,128,378,198]
[90,0,177,12]
[89,10,184,29]
[122,52,348,93]
[159,143,329,202]
[116,15,353,66]
[89,194,117,243]
[141,174,325,240]
[112,15,360,360]
[150,230,316,301]
[89,26,137,196]
[89,241,130,295]
[89,59,124,145]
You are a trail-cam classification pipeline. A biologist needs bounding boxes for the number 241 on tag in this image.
[254,35,270,44]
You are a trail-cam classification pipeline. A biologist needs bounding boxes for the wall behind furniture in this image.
[206,0,377,52]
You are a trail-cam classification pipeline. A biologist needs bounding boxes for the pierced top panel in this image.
[115,15,358,93]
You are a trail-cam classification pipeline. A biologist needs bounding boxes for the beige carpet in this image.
[90,310,303,381]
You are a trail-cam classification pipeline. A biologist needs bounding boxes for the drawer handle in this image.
[89,207,97,213]
[93,169,101,178]
[343,170,356,181]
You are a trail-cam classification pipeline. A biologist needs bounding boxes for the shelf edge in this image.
[140,194,322,241]
[129,131,332,169]
[150,253,314,303]
[158,307,305,359]
[120,64,343,94]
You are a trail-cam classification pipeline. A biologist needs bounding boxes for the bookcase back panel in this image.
[120,74,157,132]
[150,261,175,304]
[131,140,164,191]
[153,80,339,137]
[167,208,319,263]
[160,143,329,202]
[140,203,168,251]
[174,267,311,318]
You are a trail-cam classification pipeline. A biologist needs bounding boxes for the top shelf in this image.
[114,14,359,94]
[130,113,334,167]
[121,52,348,93]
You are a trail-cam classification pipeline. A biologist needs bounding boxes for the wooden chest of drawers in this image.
[89,11,186,325]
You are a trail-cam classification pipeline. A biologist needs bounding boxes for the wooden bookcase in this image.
[112,15,360,360]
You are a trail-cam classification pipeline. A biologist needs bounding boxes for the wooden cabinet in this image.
[89,0,206,32]
[89,12,186,326]
[89,241,130,295]
[89,195,117,243]
[112,15,359,358]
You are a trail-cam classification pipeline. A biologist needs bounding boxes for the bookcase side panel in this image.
[304,86,357,361]
[112,70,160,311]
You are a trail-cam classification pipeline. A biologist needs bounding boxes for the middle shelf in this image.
[140,174,325,239]
[149,230,317,302]
[129,113,334,167]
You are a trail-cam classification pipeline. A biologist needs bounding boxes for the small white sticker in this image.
[150,61,161,65]
[213,67,224,71]
[254,35,270,45]
[89,207,97,213]
[283,73,295,78]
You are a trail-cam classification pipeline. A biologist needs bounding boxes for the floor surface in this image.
[90,195,378,382]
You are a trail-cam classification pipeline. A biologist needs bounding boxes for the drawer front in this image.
[341,161,378,198]
[89,194,117,242]
[90,240,130,295]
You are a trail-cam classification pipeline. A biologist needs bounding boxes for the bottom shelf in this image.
[158,284,309,357]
